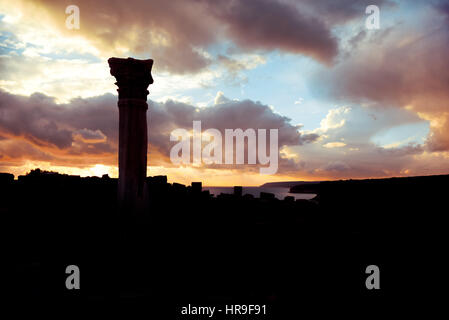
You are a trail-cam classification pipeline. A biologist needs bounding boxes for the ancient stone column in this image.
[108,57,153,214]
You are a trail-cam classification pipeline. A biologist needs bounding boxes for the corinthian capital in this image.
[108,57,154,100]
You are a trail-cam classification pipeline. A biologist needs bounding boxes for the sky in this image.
[0,0,449,186]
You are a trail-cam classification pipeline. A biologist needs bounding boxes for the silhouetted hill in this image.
[289,174,449,195]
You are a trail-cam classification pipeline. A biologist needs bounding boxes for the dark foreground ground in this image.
[1,170,447,316]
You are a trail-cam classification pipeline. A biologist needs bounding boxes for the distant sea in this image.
[203,186,316,200]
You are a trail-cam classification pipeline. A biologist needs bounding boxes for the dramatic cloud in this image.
[148,92,320,169]
[1,88,448,181]
[16,0,342,73]
[0,90,316,174]
[289,104,448,180]
[2,1,449,183]
[206,0,338,64]
[316,4,449,151]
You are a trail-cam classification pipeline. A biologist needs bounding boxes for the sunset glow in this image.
[1,0,449,185]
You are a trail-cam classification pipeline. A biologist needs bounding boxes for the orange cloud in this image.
[0,89,319,183]
[16,0,343,73]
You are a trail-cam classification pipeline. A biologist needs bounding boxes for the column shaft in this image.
[108,57,154,215]
[117,99,148,211]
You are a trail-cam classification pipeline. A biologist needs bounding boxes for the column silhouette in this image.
[108,57,153,214]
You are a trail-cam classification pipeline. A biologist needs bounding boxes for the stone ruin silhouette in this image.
[108,57,153,215]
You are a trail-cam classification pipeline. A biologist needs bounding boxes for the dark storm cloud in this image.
[0,91,73,149]
[0,90,117,156]
[205,0,338,64]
